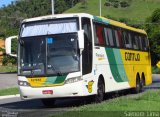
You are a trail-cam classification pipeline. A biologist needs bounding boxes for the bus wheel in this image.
[140,78,145,92]
[94,79,105,103]
[133,77,141,94]
[41,98,55,107]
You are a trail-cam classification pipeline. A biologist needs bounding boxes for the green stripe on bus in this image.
[44,76,67,85]
[106,48,127,82]
[102,19,110,24]
[113,49,128,82]
[94,16,103,22]
[94,16,110,24]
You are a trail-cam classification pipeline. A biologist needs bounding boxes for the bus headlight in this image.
[18,80,30,86]
[65,76,82,84]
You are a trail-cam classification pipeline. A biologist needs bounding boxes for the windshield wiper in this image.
[20,66,35,76]
[19,39,24,46]
[21,66,36,71]
[21,64,41,75]
[50,65,63,76]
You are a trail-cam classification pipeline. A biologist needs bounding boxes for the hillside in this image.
[65,0,160,23]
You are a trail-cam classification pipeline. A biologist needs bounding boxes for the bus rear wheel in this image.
[41,98,56,107]
[94,79,105,103]
[132,77,141,94]
[140,78,145,92]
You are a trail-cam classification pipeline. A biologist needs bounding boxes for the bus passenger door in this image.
[81,17,93,75]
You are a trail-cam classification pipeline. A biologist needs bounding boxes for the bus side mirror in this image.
[78,30,84,50]
[5,36,18,57]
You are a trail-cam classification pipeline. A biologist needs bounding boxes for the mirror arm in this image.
[5,35,18,57]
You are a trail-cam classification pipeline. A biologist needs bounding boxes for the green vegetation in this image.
[52,90,160,117]
[66,0,160,23]
[145,8,160,64]
[0,65,17,73]
[152,66,160,74]
[0,87,19,96]
[105,0,131,8]
[77,90,160,111]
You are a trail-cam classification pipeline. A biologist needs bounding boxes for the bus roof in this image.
[94,16,147,35]
[22,13,91,23]
[22,13,146,35]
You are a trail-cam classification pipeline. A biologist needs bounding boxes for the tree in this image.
[145,9,160,65]
[55,0,68,14]
[120,1,130,8]
[80,0,87,8]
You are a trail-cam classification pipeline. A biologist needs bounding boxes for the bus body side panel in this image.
[94,47,131,93]
[93,46,152,93]
[120,49,152,88]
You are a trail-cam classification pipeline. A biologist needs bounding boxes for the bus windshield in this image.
[18,18,80,76]
[20,18,78,37]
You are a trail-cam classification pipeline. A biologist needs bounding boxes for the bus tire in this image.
[94,79,105,103]
[140,77,145,92]
[132,76,141,94]
[41,98,55,107]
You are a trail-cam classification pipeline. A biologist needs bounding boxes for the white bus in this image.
[5,13,152,107]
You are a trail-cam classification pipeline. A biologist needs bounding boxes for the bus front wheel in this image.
[94,79,105,103]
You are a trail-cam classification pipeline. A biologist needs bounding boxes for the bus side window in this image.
[117,29,123,48]
[135,36,139,50]
[104,28,110,46]
[132,35,136,49]
[114,29,120,48]
[95,23,105,46]
[123,31,132,49]
[138,36,143,50]
[132,34,139,50]
[128,32,133,49]
[145,37,149,51]
[122,31,126,48]
[141,35,148,51]
[104,27,114,47]
[93,24,99,45]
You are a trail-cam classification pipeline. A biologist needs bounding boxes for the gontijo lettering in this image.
[125,52,140,61]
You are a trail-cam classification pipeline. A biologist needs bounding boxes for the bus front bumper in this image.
[19,81,89,100]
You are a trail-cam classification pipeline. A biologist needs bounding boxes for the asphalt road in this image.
[0,73,17,89]
[0,74,159,117]
[0,96,85,117]
[146,74,160,89]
